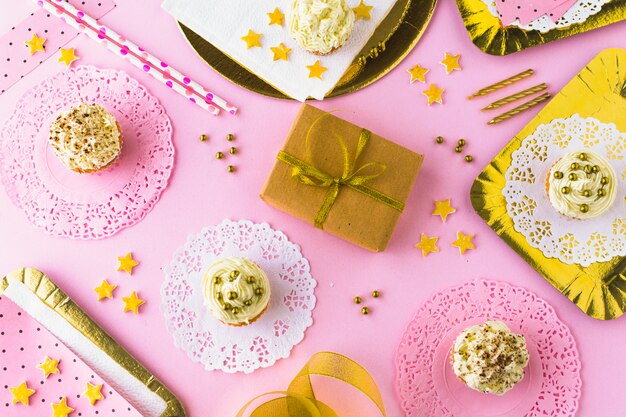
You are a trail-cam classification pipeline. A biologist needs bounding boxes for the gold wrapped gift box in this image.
[261,104,423,252]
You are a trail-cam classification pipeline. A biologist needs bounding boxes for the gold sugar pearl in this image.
[591,165,600,173]
[246,276,256,284]
[227,291,238,300]
[255,288,264,296]
[570,162,579,170]
[568,173,577,181]
[601,176,609,185]
[230,270,240,279]
[361,307,369,315]
[229,147,237,155]
[553,171,563,179]
[582,190,592,197]
[580,204,589,213]
[354,296,362,304]
[465,155,473,163]
[457,139,466,147]
[215,151,224,160]
[227,165,235,173]
[598,189,606,197]
[584,165,592,174]
[244,300,252,306]
[372,290,380,298]
[216,292,223,300]
[454,146,462,153]
[199,134,208,142]
[578,153,587,161]
[223,303,231,310]
[436,136,444,144]
[226,133,235,141]
[561,186,570,194]
[231,307,240,314]
[213,276,222,284]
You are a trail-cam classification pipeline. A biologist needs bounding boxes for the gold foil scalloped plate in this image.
[471,48,626,320]
[178,0,437,99]
[0,268,186,416]
[456,0,626,55]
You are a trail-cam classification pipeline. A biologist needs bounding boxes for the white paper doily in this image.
[161,219,316,374]
[482,0,612,33]
[503,114,625,267]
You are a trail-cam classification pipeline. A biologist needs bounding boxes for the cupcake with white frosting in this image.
[288,0,355,55]
[201,257,271,326]
[452,321,529,395]
[546,150,617,220]
[49,103,122,173]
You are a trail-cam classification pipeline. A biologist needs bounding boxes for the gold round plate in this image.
[178,0,438,99]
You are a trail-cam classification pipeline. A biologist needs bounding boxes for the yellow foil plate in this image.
[456,0,626,55]
[471,48,626,320]
[0,268,186,416]
[178,0,437,99]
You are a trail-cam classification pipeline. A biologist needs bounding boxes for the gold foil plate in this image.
[178,0,437,99]
[456,0,626,55]
[0,268,186,416]
[471,48,626,320]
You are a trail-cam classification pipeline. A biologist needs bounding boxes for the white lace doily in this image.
[161,219,316,374]
[482,0,612,32]
[503,114,625,266]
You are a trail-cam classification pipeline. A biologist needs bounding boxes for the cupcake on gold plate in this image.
[49,102,123,174]
[201,257,271,326]
[288,0,355,55]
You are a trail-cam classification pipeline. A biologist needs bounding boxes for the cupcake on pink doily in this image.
[0,65,173,239]
[395,280,581,417]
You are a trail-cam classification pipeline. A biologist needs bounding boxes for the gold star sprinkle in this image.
[94,279,117,301]
[37,356,60,378]
[415,233,439,256]
[84,383,103,406]
[353,0,373,20]
[306,60,328,79]
[25,33,46,55]
[117,252,139,275]
[440,52,461,74]
[58,47,79,67]
[122,291,145,314]
[241,29,262,49]
[452,231,475,255]
[423,84,444,105]
[270,43,291,61]
[407,64,429,83]
[432,199,456,222]
[267,8,285,26]
[52,397,74,417]
[9,381,35,405]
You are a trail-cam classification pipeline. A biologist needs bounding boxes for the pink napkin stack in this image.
[496,0,578,25]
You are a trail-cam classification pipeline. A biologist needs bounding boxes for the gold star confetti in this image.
[122,291,145,314]
[52,397,74,417]
[241,29,262,49]
[452,231,475,254]
[415,233,439,256]
[352,0,373,20]
[58,47,79,67]
[9,381,35,405]
[432,199,456,222]
[117,252,139,275]
[267,8,285,26]
[37,356,60,378]
[84,383,103,406]
[423,84,444,105]
[25,33,46,55]
[306,60,327,79]
[270,43,291,61]
[440,52,461,74]
[407,64,429,84]
[94,279,117,301]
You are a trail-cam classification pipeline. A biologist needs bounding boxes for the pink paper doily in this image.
[0,65,174,239]
[395,280,581,417]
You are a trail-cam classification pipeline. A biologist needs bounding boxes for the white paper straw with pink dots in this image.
[37,0,237,116]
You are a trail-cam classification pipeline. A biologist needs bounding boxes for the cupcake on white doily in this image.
[503,114,625,267]
[161,219,316,374]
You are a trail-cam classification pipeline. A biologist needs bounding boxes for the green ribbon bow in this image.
[277,124,404,229]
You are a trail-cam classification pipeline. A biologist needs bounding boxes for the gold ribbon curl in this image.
[236,351,386,417]
[277,114,405,229]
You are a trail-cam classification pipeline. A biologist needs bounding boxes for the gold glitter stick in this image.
[481,83,548,111]
[487,92,551,125]
[468,69,534,99]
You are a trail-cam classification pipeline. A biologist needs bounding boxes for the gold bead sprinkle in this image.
[582,190,592,197]
[227,165,235,173]
[199,134,208,142]
[255,288,264,296]
[580,204,589,213]
[591,165,600,173]
[215,151,224,159]
[226,133,234,141]
[561,186,570,194]
[227,291,237,300]
[223,303,231,310]
[436,136,444,144]
[372,290,380,298]
[584,165,592,174]
[454,146,462,153]
[601,176,609,185]
[246,276,255,284]
[457,139,466,147]
[570,162,579,170]
[568,173,577,181]
[361,307,369,315]
[229,147,237,155]
[244,300,252,306]
[354,296,362,304]
[230,270,240,279]
[231,307,240,314]
[598,189,606,197]
[213,276,221,284]
[578,153,587,161]
[553,171,563,179]
[465,155,473,162]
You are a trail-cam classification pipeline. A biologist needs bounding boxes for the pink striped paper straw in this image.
[38,0,238,116]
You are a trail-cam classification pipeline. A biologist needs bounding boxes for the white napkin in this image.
[162,0,396,101]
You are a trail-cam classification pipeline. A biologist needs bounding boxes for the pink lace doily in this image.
[395,280,581,417]
[161,219,317,374]
[0,65,174,239]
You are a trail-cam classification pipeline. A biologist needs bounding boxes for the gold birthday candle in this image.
[488,92,551,125]
[482,83,548,111]
[468,69,534,99]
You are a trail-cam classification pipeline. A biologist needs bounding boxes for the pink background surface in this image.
[1,1,625,416]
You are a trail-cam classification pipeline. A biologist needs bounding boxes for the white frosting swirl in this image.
[453,321,529,395]
[49,103,122,173]
[548,150,617,220]
[201,257,271,326]
[288,0,355,54]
